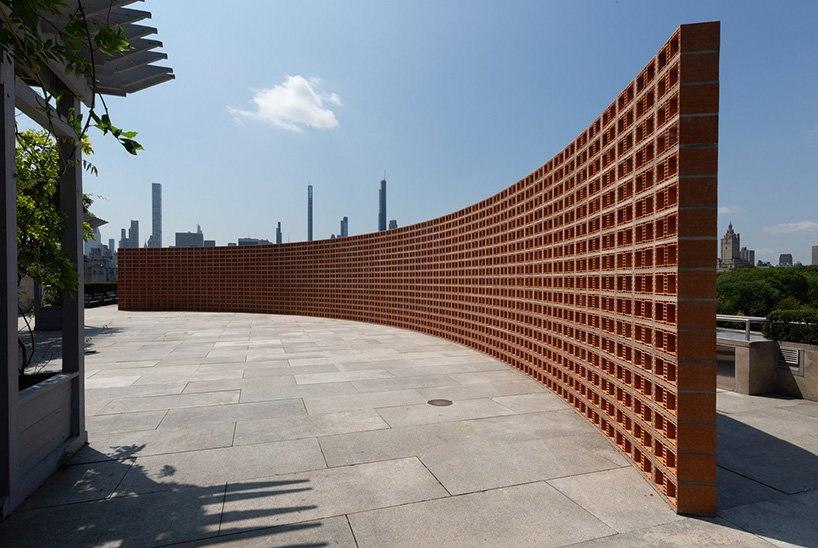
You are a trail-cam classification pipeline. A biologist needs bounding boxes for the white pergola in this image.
[0,0,172,517]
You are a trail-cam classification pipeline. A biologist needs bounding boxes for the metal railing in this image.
[716,314,766,341]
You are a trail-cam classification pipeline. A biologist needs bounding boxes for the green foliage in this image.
[716,266,818,317]
[0,0,142,154]
[16,129,93,299]
[762,309,818,345]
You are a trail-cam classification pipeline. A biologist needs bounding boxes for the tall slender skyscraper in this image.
[148,182,162,247]
[276,222,283,244]
[340,216,348,237]
[307,185,314,241]
[108,239,115,254]
[128,220,139,248]
[119,228,127,249]
[378,179,387,231]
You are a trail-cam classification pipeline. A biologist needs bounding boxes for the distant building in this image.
[84,225,103,255]
[812,245,818,266]
[779,253,793,267]
[147,182,162,248]
[84,245,116,283]
[227,242,237,247]
[307,185,314,241]
[739,247,755,266]
[204,240,216,247]
[119,228,127,249]
[717,223,753,271]
[238,238,272,246]
[378,179,387,231]
[275,222,283,244]
[108,238,115,255]
[340,216,348,237]
[388,219,398,230]
[128,220,139,249]
[175,229,204,248]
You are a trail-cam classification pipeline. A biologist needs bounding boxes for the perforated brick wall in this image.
[119,22,719,514]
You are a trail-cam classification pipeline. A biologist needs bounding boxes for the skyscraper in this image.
[175,227,204,247]
[108,238,115,254]
[388,219,398,230]
[378,179,387,231]
[340,216,348,237]
[307,185,314,241]
[812,245,818,266]
[276,222,283,244]
[779,253,793,267]
[119,228,127,249]
[717,223,753,271]
[148,182,162,247]
[128,220,139,248]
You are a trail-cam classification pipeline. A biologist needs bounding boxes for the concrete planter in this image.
[34,306,62,331]
[9,373,86,513]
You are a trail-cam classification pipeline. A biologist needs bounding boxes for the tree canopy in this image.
[16,129,93,296]
[717,266,818,317]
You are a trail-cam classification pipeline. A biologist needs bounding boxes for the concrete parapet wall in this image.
[776,341,818,402]
[119,23,719,514]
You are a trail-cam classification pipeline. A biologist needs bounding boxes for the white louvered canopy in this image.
[32,0,174,100]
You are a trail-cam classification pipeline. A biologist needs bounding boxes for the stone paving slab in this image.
[85,381,188,405]
[183,375,296,394]
[116,438,327,495]
[573,518,774,547]
[492,391,569,413]
[294,369,394,385]
[719,488,818,547]
[86,409,168,434]
[0,484,226,546]
[160,399,307,428]
[302,388,427,415]
[348,481,615,547]
[84,374,142,388]
[375,397,515,427]
[72,421,237,462]
[429,379,550,399]
[350,373,459,392]
[717,467,786,511]
[549,467,684,533]
[220,458,448,532]
[180,516,357,547]
[98,390,241,414]
[233,410,388,445]
[421,434,629,495]
[20,459,135,510]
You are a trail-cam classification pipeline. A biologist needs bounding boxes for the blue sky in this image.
[75,0,818,262]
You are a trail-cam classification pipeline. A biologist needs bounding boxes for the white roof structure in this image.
[23,0,174,102]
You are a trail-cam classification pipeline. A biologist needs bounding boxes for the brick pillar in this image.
[675,21,719,515]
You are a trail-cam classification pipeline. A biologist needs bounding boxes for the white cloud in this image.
[762,221,818,235]
[718,206,744,216]
[228,75,341,132]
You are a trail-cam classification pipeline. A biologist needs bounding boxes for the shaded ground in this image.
[2,306,817,546]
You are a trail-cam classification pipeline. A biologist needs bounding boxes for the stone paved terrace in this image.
[3,306,818,547]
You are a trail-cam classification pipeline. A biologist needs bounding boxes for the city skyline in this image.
[71,2,818,262]
[102,179,817,263]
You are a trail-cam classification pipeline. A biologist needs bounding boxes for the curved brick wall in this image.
[119,22,719,514]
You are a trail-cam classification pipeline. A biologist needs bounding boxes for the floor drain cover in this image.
[427,399,453,407]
